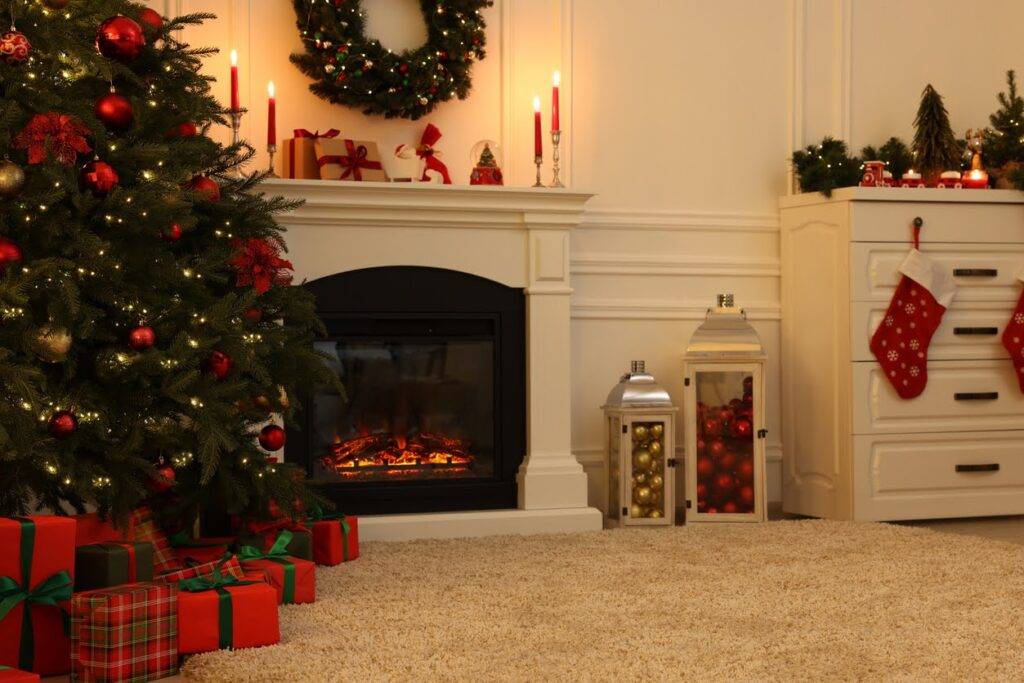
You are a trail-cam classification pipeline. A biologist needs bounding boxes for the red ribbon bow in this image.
[415,123,451,184]
[318,139,383,181]
[293,128,340,140]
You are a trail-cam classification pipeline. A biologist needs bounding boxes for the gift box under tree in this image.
[168,532,235,566]
[155,554,244,587]
[0,665,40,682]
[309,512,359,566]
[235,527,312,562]
[75,542,154,592]
[70,582,178,683]
[176,566,279,654]
[238,531,316,605]
[125,509,181,576]
[0,516,76,676]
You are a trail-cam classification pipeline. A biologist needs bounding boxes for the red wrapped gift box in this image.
[73,514,127,548]
[155,554,243,586]
[177,581,279,654]
[0,666,40,682]
[0,516,76,676]
[125,509,180,576]
[311,516,359,566]
[169,533,234,566]
[70,582,177,682]
[238,530,315,605]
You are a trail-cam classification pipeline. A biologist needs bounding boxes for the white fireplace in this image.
[265,179,602,540]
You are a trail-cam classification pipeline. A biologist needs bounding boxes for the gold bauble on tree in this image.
[0,159,26,198]
[34,326,72,362]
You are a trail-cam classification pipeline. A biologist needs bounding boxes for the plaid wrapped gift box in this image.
[70,582,177,683]
[125,510,180,576]
[154,555,243,587]
[0,665,40,682]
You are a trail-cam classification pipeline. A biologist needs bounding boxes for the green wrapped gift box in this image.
[75,541,154,591]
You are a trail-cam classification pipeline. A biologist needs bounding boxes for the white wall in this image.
[152,0,1024,508]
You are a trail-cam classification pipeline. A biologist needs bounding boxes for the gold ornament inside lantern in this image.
[603,360,677,526]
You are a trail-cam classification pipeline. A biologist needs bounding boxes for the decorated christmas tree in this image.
[983,70,1024,185]
[912,84,960,179]
[0,1,334,526]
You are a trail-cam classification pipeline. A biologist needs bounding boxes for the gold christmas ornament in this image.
[630,503,644,518]
[649,440,663,457]
[633,448,652,471]
[649,423,664,439]
[635,486,652,504]
[647,509,663,519]
[35,326,72,362]
[633,471,648,486]
[650,474,664,491]
[632,424,648,443]
[0,159,26,198]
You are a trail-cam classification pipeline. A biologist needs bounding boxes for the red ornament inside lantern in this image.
[708,439,726,458]
[96,16,146,62]
[258,424,286,451]
[702,416,722,437]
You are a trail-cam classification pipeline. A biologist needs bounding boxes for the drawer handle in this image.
[954,391,999,401]
[953,268,998,277]
[953,326,999,335]
[956,463,1000,473]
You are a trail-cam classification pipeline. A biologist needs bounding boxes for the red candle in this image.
[230,49,239,111]
[533,95,542,158]
[551,70,560,131]
[267,81,276,146]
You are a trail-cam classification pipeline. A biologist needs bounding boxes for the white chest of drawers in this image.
[779,187,1024,521]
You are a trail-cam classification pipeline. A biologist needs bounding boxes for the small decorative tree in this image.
[861,137,914,181]
[791,137,861,197]
[983,70,1024,187]
[912,84,960,180]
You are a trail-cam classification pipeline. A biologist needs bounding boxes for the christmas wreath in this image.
[290,0,493,120]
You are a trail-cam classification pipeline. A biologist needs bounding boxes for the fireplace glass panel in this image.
[312,336,495,482]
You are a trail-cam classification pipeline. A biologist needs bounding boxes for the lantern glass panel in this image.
[608,416,621,520]
[694,371,756,515]
[629,420,667,520]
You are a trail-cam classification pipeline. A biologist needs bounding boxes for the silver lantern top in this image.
[603,360,674,408]
[685,294,765,358]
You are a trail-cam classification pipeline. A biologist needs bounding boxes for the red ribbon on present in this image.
[288,129,340,179]
[416,123,451,184]
[104,542,139,583]
[318,139,383,181]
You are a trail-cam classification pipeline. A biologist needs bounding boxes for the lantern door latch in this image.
[684,377,691,387]
[757,429,768,439]
[667,458,678,468]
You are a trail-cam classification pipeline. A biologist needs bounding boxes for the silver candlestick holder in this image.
[533,155,543,187]
[267,143,279,177]
[549,130,564,188]
[229,109,245,177]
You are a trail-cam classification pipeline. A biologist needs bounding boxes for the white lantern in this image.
[683,295,767,522]
[602,361,677,526]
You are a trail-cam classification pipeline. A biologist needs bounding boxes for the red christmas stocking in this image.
[869,245,955,399]
[1002,278,1024,392]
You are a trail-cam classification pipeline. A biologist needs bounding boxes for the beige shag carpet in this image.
[183,520,1024,681]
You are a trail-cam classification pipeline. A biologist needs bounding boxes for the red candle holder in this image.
[962,169,989,189]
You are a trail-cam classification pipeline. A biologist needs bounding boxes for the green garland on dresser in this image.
[290,0,493,120]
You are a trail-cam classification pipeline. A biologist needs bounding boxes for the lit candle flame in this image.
[533,95,541,112]
[268,81,275,98]
[553,70,561,87]
[230,49,237,67]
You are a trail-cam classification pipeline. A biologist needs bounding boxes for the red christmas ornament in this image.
[713,472,735,496]
[187,175,220,202]
[701,416,722,437]
[743,393,753,407]
[243,307,263,324]
[731,418,753,440]
[258,424,286,451]
[206,350,233,380]
[722,501,739,514]
[48,410,78,439]
[706,506,718,514]
[696,482,708,501]
[148,463,176,493]
[230,238,294,295]
[743,376,753,393]
[96,16,146,62]
[696,438,707,455]
[0,238,22,273]
[716,407,733,425]
[80,160,119,197]
[161,223,183,242]
[737,457,754,483]
[696,456,714,478]
[166,122,198,138]
[718,451,737,472]
[739,485,755,506]
[708,439,726,459]
[0,30,30,65]
[729,398,742,410]
[13,112,92,166]
[128,325,156,351]
[137,8,164,32]
[95,92,133,132]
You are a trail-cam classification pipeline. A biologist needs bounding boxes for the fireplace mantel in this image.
[266,179,602,540]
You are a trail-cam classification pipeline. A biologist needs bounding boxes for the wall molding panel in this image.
[580,208,779,233]
[571,253,780,278]
[571,298,781,321]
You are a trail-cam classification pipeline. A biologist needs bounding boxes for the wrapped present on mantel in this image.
[0,516,76,676]
[75,541,154,591]
[282,128,340,179]
[316,137,389,182]
[237,530,316,605]
[176,564,279,655]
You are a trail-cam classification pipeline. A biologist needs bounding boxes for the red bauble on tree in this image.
[137,8,164,32]
[0,238,22,273]
[161,223,183,242]
[258,425,286,451]
[148,459,176,493]
[48,410,78,439]
[166,122,198,138]
[0,30,30,65]
[128,325,156,351]
[206,350,233,380]
[187,175,220,202]
[95,92,133,132]
[80,160,119,197]
[230,238,294,295]
[243,307,263,324]
[96,16,145,62]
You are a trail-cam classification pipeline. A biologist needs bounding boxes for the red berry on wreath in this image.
[80,160,119,197]
[206,350,233,380]
[161,223,183,242]
[128,325,156,351]
[258,424,286,451]
[96,16,145,62]
[0,30,31,66]
[0,237,23,273]
[137,8,164,32]
[166,122,198,138]
[187,175,220,202]
[95,92,133,132]
[48,410,78,439]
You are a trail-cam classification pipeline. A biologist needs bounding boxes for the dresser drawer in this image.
[852,359,1024,434]
[851,242,1024,303]
[852,431,1024,520]
[850,200,1024,244]
[851,301,1010,361]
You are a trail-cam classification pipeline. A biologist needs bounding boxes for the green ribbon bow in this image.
[178,560,256,650]
[310,506,352,561]
[0,518,74,670]
[237,530,296,604]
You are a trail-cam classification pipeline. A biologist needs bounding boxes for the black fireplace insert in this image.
[287,266,526,514]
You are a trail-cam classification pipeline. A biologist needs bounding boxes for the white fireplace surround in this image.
[265,179,602,540]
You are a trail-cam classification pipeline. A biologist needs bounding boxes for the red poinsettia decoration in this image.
[229,238,293,294]
[12,112,92,166]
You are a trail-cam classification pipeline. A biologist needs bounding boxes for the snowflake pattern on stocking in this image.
[1004,287,1024,393]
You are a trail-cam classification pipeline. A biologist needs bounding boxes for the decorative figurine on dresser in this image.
[683,295,768,522]
[602,361,677,526]
[780,187,1024,521]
